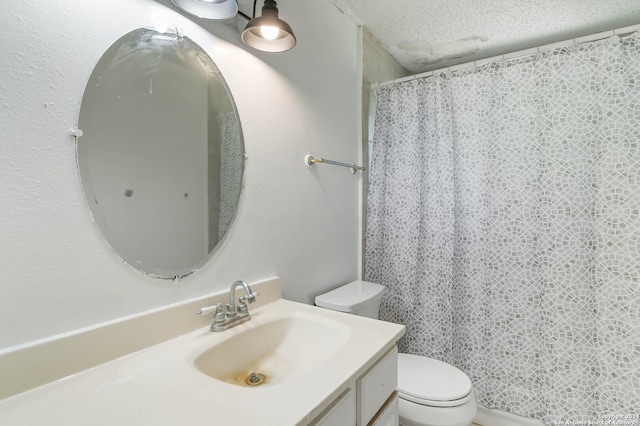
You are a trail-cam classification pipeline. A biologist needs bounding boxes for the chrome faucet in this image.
[197,280,259,332]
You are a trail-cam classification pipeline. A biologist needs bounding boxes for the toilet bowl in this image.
[315,280,477,426]
[397,354,476,426]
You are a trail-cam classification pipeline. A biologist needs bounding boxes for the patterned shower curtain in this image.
[366,33,640,424]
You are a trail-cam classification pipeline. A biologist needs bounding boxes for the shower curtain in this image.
[366,33,640,424]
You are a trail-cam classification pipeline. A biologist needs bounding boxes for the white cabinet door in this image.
[311,388,356,426]
[358,346,398,426]
[368,393,399,426]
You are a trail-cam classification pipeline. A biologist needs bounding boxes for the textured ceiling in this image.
[328,0,640,73]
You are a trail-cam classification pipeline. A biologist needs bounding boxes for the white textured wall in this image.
[0,0,361,350]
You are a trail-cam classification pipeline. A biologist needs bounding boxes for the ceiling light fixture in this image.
[171,0,238,20]
[241,0,296,53]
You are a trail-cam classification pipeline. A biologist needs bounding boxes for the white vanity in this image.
[0,278,405,425]
[312,346,400,426]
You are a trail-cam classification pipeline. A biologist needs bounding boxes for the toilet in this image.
[315,280,477,426]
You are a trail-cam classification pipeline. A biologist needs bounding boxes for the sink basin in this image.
[193,311,351,387]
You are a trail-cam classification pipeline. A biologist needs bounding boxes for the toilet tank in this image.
[314,280,385,319]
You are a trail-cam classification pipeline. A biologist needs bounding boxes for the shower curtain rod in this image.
[371,23,640,90]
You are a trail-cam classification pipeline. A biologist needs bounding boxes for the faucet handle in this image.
[197,303,224,316]
[197,304,217,315]
[240,292,260,304]
[213,304,226,323]
[237,293,259,315]
[198,303,227,325]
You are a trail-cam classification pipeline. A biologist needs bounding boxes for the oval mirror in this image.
[77,28,245,279]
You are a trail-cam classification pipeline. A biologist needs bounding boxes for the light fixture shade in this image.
[171,0,238,20]
[241,0,296,53]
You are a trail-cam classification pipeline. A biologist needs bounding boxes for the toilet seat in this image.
[398,353,473,408]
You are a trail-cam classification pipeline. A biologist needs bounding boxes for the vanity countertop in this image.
[0,298,405,426]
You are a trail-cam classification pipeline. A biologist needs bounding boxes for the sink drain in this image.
[245,372,266,386]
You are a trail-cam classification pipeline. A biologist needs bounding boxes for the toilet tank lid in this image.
[397,353,472,402]
[314,280,385,312]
